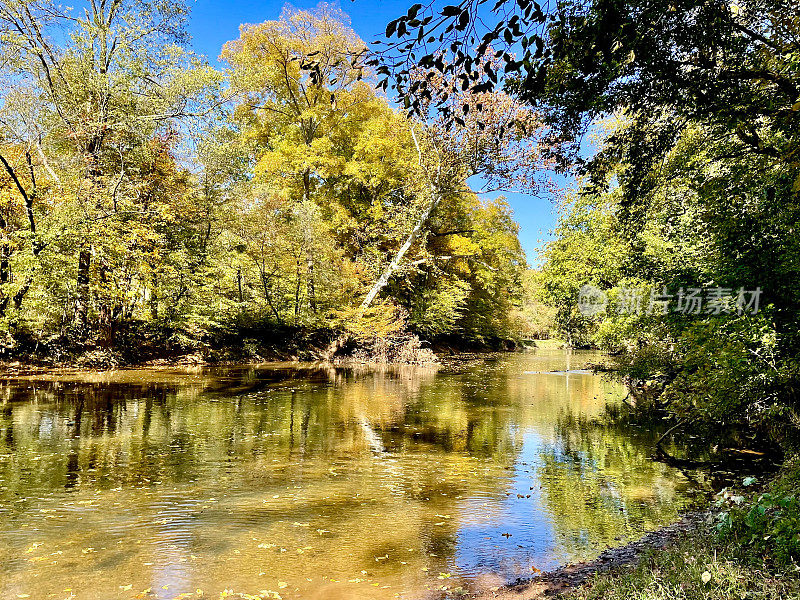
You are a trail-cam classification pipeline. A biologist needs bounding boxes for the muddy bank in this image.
[0,326,336,369]
[0,325,520,370]
[471,512,710,600]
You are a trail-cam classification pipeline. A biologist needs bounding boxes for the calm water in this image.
[0,351,692,600]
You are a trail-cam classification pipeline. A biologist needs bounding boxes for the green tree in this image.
[0,0,220,341]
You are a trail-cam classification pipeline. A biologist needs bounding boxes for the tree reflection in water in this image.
[0,352,692,600]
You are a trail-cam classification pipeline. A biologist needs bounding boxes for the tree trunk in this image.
[294,258,302,325]
[0,209,9,317]
[359,195,441,311]
[0,242,9,317]
[301,172,317,315]
[76,248,91,329]
[307,252,316,314]
[149,274,159,320]
[98,263,114,347]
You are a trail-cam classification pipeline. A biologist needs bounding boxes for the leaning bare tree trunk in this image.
[320,195,440,360]
[359,194,441,311]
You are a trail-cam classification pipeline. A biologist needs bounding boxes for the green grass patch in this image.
[569,459,800,600]
[568,532,800,600]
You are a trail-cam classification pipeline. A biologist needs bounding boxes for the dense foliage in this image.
[0,2,540,360]
[381,0,800,454]
[539,109,800,456]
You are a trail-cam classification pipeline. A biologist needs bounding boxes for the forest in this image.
[0,2,549,367]
[1,0,800,598]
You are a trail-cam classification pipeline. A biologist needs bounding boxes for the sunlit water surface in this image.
[0,351,692,600]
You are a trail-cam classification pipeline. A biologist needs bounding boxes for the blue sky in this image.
[187,0,562,266]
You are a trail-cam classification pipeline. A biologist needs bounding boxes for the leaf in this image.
[701,571,712,584]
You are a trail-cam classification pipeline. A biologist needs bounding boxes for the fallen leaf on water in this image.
[277,582,288,589]
[119,584,132,591]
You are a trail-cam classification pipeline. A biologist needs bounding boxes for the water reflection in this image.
[0,352,691,600]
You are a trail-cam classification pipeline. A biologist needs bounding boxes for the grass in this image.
[568,532,800,600]
[567,458,800,600]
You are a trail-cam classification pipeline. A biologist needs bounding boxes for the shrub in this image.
[716,470,800,567]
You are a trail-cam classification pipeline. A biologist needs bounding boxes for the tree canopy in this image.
[0,2,540,362]
[374,0,800,451]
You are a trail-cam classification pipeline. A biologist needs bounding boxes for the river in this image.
[0,350,692,600]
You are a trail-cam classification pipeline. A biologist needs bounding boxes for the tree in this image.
[540,117,800,454]
[0,0,220,340]
[223,6,543,352]
[375,0,799,162]
[222,6,421,325]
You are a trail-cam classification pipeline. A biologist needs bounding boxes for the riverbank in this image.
[475,460,800,600]
[0,324,533,370]
[471,512,710,599]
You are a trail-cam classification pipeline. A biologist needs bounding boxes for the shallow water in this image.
[0,351,692,600]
